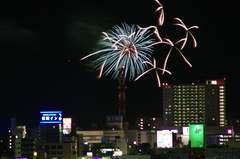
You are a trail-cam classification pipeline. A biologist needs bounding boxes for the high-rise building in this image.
[38,111,63,143]
[162,79,226,127]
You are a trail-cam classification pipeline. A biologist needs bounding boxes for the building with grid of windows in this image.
[162,79,226,127]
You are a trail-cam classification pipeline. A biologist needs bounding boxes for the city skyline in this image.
[0,0,239,129]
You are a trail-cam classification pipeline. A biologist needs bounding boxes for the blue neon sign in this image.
[40,111,62,123]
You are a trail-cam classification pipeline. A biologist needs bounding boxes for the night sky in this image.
[0,0,239,130]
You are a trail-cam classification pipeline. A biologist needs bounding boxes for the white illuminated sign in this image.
[157,130,173,148]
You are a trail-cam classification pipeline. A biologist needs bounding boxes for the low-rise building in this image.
[37,142,77,159]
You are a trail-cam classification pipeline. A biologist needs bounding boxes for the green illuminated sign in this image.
[189,124,204,148]
[150,130,156,133]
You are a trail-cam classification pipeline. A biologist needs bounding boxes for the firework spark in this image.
[154,0,164,26]
[152,38,193,74]
[134,58,172,87]
[174,18,199,49]
[136,25,162,42]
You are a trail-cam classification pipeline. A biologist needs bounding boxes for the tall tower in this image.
[162,79,226,127]
[118,66,126,122]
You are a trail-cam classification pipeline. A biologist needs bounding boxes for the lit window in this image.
[211,80,217,85]
[152,118,155,120]
[212,118,215,120]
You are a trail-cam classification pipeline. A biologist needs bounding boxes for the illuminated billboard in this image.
[63,118,71,128]
[157,130,173,148]
[63,118,71,134]
[40,111,62,123]
[189,124,204,148]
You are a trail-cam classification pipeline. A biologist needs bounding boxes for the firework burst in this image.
[80,1,198,87]
[80,23,155,81]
